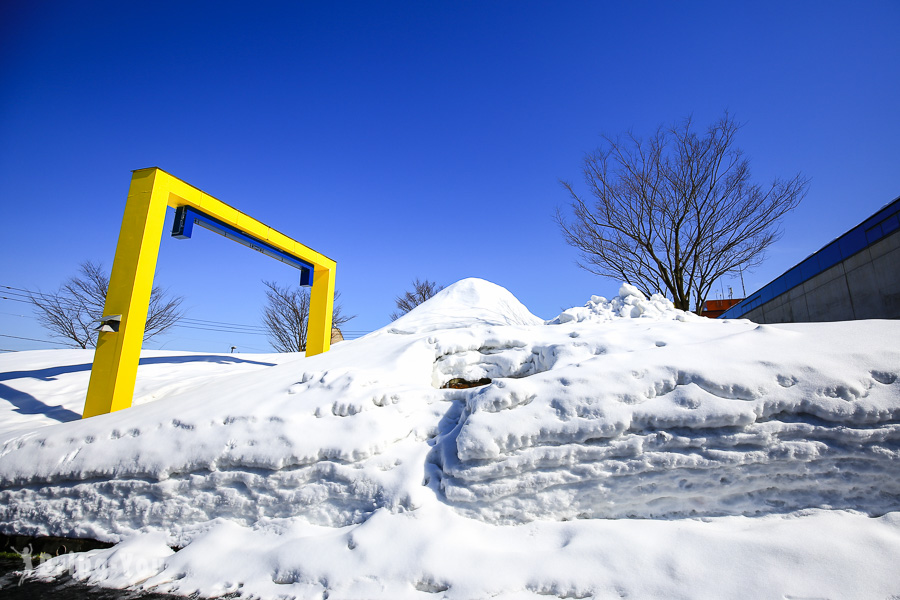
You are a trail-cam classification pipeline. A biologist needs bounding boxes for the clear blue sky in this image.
[2,1,898,353]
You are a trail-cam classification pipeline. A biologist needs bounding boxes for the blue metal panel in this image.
[883,214,900,236]
[782,267,803,291]
[171,205,195,240]
[768,275,788,298]
[862,201,900,232]
[720,305,742,319]
[171,206,314,286]
[800,255,820,280]
[815,242,842,272]
[866,224,884,245]
[838,227,867,261]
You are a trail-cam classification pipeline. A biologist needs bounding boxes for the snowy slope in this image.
[1,278,899,599]
[0,349,297,436]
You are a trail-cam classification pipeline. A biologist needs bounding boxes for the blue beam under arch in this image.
[171,205,313,286]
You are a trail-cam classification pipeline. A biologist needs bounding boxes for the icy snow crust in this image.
[1,278,900,598]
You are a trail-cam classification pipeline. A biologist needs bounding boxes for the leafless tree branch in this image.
[262,280,355,352]
[29,261,184,348]
[390,278,444,321]
[557,113,809,313]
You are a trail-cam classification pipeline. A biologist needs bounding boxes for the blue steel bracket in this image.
[171,206,313,286]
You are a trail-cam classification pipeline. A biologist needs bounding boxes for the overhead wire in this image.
[0,333,60,345]
[1,283,373,341]
[2,283,268,335]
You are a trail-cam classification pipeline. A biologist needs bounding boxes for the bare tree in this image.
[30,261,184,348]
[262,280,355,352]
[390,278,444,320]
[557,113,809,313]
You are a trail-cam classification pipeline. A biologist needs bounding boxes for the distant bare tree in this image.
[30,261,184,348]
[262,280,355,352]
[557,113,809,313]
[390,278,444,320]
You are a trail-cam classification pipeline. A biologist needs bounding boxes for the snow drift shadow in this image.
[137,355,277,367]
[0,355,276,384]
[0,383,81,422]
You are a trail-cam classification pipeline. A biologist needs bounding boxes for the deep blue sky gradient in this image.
[2,1,898,352]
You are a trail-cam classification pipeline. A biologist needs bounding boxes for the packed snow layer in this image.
[436,317,900,521]
[1,278,899,599]
[29,507,900,600]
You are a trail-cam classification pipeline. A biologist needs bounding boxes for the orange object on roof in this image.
[701,299,743,318]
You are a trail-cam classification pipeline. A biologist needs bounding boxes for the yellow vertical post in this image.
[83,167,337,418]
[83,170,168,417]
[306,265,335,356]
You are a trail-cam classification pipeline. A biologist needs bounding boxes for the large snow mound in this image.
[1,278,899,599]
[388,277,544,334]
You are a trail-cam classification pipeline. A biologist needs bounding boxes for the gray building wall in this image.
[742,227,900,323]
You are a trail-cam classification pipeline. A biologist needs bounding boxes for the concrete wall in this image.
[742,226,900,323]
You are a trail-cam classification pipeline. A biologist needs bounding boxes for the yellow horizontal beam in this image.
[141,167,336,271]
[83,168,336,419]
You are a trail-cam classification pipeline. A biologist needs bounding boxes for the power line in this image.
[173,323,268,336]
[2,283,374,341]
[4,298,280,338]
[0,333,62,345]
[2,284,269,334]
[1,295,35,305]
[2,287,95,312]
[180,319,264,330]
[3,294,267,335]
[1,284,50,296]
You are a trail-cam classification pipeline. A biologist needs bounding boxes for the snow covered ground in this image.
[1,278,899,599]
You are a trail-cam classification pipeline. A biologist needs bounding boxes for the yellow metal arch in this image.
[83,167,336,418]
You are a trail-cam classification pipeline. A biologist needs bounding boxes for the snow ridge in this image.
[1,278,899,599]
[430,319,900,522]
[548,283,702,324]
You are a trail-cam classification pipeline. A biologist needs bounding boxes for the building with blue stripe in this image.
[719,195,900,322]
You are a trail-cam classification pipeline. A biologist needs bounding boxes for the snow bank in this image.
[437,318,900,522]
[1,278,899,599]
[548,283,701,324]
[30,507,900,600]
